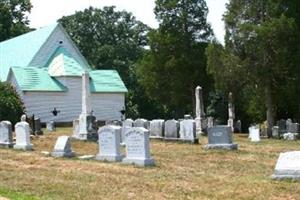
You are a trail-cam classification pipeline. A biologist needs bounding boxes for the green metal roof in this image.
[0,23,58,81]
[10,66,67,92]
[46,46,87,76]
[90,70,128,93]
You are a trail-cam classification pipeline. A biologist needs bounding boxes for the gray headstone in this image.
[179,120,198,143]
[34,118,43,135]
[205,125,238,150]
[272,126,279,138]
[272,151,300,180]
[14,121,33,150]
[72,119,80,137]
[0,121,13,148]
[149,119,164,138]
[96,125,124,162]
[287,123,299,133]
[123,127,155,166]
[277,119,286,135]
[51,136,75,157]
[164,120,179,139]
[235,120,241,133]
[133,118,148,129]
[207,117,214,129]
[46,121,55,132]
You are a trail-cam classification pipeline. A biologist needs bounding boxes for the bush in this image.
[0,82,25,125]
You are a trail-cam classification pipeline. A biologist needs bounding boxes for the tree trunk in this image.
[265,84,274,138]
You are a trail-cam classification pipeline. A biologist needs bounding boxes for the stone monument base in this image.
[205,143,238,150]
[95,154,124,162]
[122,157,155,167]
[13,144,33,150]
[51,151,75,158]
[0,142,14,148]
[149,136,163,140]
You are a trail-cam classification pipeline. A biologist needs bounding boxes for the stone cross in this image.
[195,86,205,134]
[227,92,235,132]
[78,71,92,140]
[51,136,75,157]
[96,125,124,162]
[0,121,13,148]
[14,121,33,150]
[123,127,155,166]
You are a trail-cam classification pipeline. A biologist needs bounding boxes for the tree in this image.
[207,0,299,136]
[0,82,25,125]
[137,0,214,118]
[0,0,32,42]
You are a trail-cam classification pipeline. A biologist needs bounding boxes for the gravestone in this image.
[287,123,299,133]
[51,136,75,157]
[248,126,260,142]
[21,114,27,122]
[272,151,300,180]
[105,120,122,126]
[14,122,33,150]
[179,120,198,143]
[0,121,13,147]
[123,127,155,166]
[272,126,279,138]
[277,119,286,136]
[46,121,55,132]
[96,125,123,162]
[207,117,214,129]
[133,119,148,129]
[235,120,242,133]
[195,86,205,134]
[86,115,98,141]
[164,120,179,140]
[149,119,164,138]
[121,119,134,144]
[205,125,238,150]
[72,119,79,137]
[34,118,43,135]
[227,92,235,132]
[283,132,297,141]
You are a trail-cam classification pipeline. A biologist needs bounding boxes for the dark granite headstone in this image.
[205,125,238,150]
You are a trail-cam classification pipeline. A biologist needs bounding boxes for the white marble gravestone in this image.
[272,126,279,138]
[133,118,148,129]
[272,151,300,180]
[51,136,75,157]
[123,127,155,166]
[0,121,13,147]
[149,119,164,139]
[179,120,198,143]
[249,126,260,142]
[205,125,238,150]
[46,121,55,132]
[14,122,33,150]
[164,120,179,140]
[121,119,134,144]
[96,125,124,162]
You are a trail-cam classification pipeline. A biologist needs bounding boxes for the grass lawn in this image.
[0,127,300,200]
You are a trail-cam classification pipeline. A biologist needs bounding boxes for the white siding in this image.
[21,77,125,123]
[29,25,89,69]
[7,73,24,99]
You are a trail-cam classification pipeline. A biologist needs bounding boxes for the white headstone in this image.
[164,120,179,140]
[51,136,75,157]
[133,118,148,129]
[14,122,33,150]
[179,120,197,143]
[0,121,13,147]
[272,126,279,138]
[46,121,55,132]
[149,119,164,138]
[283,132,297,141]
[121,119,134,144]
[249,126,260,142]
[21,114,26,122]
[96,125,124,162]
[123,127,155,166]
[272,151,300,180]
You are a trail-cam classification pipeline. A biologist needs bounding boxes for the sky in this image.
[29,0,228,44]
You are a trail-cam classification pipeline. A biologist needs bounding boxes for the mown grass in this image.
[0,128,300,200]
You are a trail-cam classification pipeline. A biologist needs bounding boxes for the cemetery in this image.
[1,0,300,199]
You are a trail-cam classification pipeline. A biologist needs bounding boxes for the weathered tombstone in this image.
[288,123,299,133]
[121,119,134,144]
[205,125,238,150]
[234,120,242,133]
[86,115,98,141]
[164,119,179,140]
[277,119,286,136]
[179,119,198,143]
[149,119,164,138]
[46,121,55,132]
[249,126,260,142]
[51,136,75,157]
[123,127,155,166]
[227,92,235,132]
[0,121,13,147]
[272,151,300,180]
[207,117,214,129]
[72,119,79,137]
[96,125,123,162]
[133,118,148,129]
[195,86,205,134]
[14,121,33,150]
[272,126,279,138]
[34,118,43,135]
[283,132,297,141]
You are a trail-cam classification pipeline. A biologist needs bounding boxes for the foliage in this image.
[137,0,214,118]
[0,82,25,125]
[0,0,32,42]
